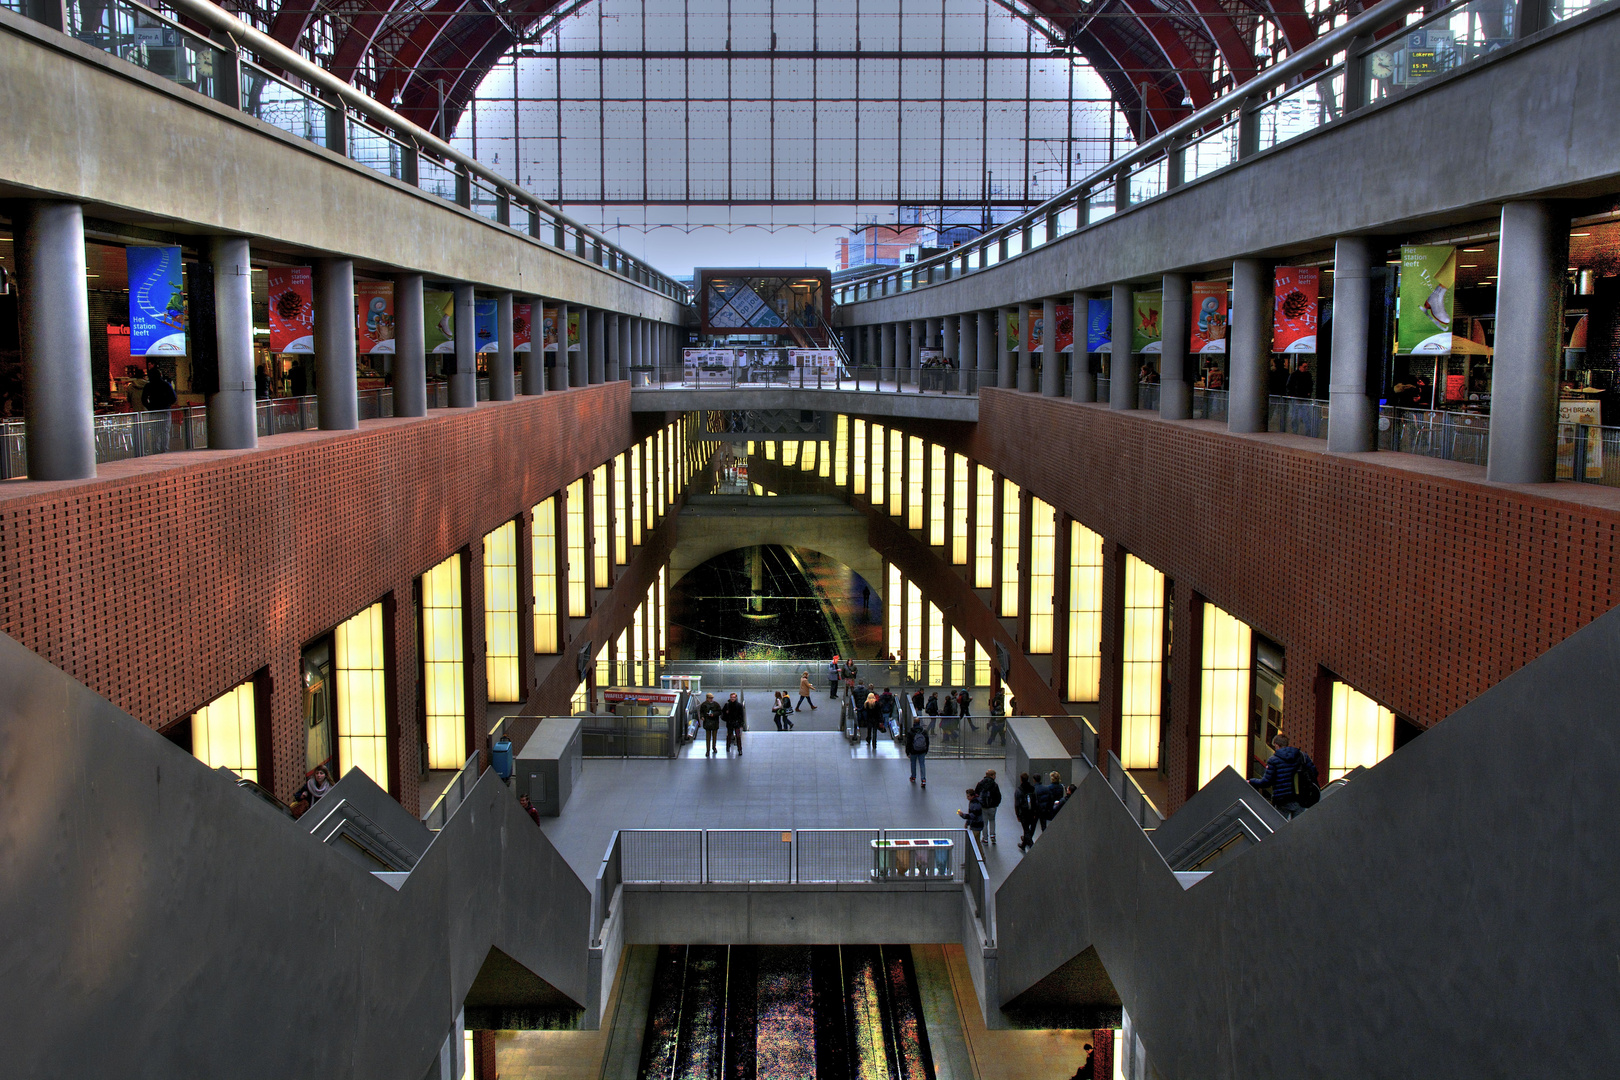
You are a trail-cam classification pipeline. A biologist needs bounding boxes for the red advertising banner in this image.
[1026,304,1076,353]
[1189,281,1228,354]
[1272,266,1320,353]
[513,301,532,353]
[266,267,314,354]
[356,281,395,355]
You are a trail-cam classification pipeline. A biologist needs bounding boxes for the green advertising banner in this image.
[1132,290,1163,354]
[1398,245,1455,354]
[424,290,455,354]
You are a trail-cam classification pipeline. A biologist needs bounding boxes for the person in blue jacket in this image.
[1250,733,1318,818]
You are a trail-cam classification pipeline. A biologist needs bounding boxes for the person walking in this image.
[796,670,817,711]
[1034,771,1064,834]
[1249,733,1319,818]
[698,692,722,756]
[906,718,929,788]
[771,691,786,730]
[827,657,842,700]
[957,787,984,848]
[925,691,940,734]
[863,691,882,751]
[910,687,925,723]
[843,658,858,700]
[879,687,896,735]
[721,692,746,756]
[957,688,976,732]
[1014,772,1038,851]
[975,770,1002,845]
[942,690,959,740]
[776,691,795,730]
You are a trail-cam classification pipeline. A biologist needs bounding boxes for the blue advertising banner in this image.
[474,297,500,352]
[1087,298,1112,353]
[127,246,186,357]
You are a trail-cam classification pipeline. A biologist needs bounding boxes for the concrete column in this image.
[1071,291,1096,402]
[926,316,941,353]
[881,322,896,370]
[571,307,591,387]
[551,302,571,390]
[1227,259,1270,432]
[977,310,995,390]
[313,257,358,429]
[634,318,646,375]
[395,274,428,414]
[1016,302,1034,393]
[1042,297,1061,397]
[491,292,516,401]
[904,320,918,383]
[450,284,477,408]
[519,297,545,396]
[942,316,958,366]
[866,325,878,370]
[959,314,977,389]
[1110,284,1136,410]
[15,201,95,480]
[1488,201,1569,484]
[612,313,626,381]
[1326,237,1377,452]
[1160,273,1192,420]
[203,235,257,449]
[997,308,1015,389]
[588,309,606,384]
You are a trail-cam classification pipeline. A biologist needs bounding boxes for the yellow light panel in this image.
[1198,603,1252,788]
[532,496,559,653]
[483,520,521,702]
[1066,521,1104,702]
[191,680,257,782]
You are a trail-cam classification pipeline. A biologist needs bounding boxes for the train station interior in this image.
[1,0,1617,1075]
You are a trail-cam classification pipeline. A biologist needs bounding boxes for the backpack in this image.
[1014,787,1032,817]
[981,782,1001,809]
[1294,757,1321,808]
[926,698,939,716]
[909,729,929,754]
[1033,784,1057,818]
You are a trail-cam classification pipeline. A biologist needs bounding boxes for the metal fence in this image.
[963,831,995,945]
[611,826,969,885]
[1378,407,1490,466]
[1268,394,1329,438]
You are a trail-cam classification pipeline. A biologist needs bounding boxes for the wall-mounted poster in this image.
[1087,298,1112,353]
[788,349,842,375]
[1132,291,1163,354]
[356,281,395,354]
[425,290,455,354]
[266,266,314,354]
[1558,399,1604,479]
[1398,245,1456,354]
[1189,281,1228,353]
[1272,266,1320,353]
[126,246,187,357]
[542,307,581,351]
[475,298,500,352]
[683,348,736,385]
[513,302,532,353]
[1026,304,1076,353]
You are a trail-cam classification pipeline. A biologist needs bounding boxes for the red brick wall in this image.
[0,385,678,812]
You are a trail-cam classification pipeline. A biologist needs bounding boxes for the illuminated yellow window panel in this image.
[835,416,849,487]
[888,430,903,517]
[949,627,966,687]
[422,555,466,770]
[906,581,923,681]
[1066,521,1104,702]
[593,464,611,588]
[656,431,666,516]
[948,455,968,563]
[765,440,776,461]
[1000,479,1021,618]
[566,479,588,617]
[1198,604,1252,789]
[870,425,885,505]
[783,441,799,468]
[926,603,944,686]
[819,439,831,479]
[630,451,643,546]
[657,565,667,664]
[1120,554,1165,770]
[336,602,390,787]
[927,444,945,546]
[614,454,628,564]
[973,639,991,686]
[852,420,866,494]
[632,602,646,685]
[1028,498,1056,654]
[483,521,521,702]
[974,465,994,588]
[800,440,815,472]
[1329,682,1396,781]
[192,680,258,782]
[907,436,924,530]
[887,564,904,661]
[532,497,559,654]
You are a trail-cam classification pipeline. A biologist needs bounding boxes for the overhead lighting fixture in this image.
[1571,232,1591,237]
[1463,247,1485,252]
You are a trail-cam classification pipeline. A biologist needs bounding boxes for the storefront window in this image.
[421,556,466,770]
[1067,521,1104,702]
[1329,681,1396,781]
[1120,554,1165,770]
[1198,603,1252,789]
[1028,497,1056,653]
[975,466,994,588]
[483,521,521,702]
[191,680,258,782]
[1000,479,1021,618]
[336,602,390,787]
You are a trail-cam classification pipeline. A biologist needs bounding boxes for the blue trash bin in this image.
[492,736,514,780]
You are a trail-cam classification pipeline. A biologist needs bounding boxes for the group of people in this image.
[696,692,748,757]
[910,686,1009,745]
[1011,771,1075,851]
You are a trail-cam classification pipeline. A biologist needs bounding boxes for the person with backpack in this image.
[1250,733,1319,818]
[957,689,976,732]
[879,687,896,735]
[1033,771,1064,835]
[942,691,959,737]
[957,788,984,847]
[1014,772,1037,851]
[698,693,722,757]
[777,691,795,730]
[974,769,1002,845]
[924,691,940,734]
[721,692,746,756]
[141,363,178,411]
[907,719,930,787]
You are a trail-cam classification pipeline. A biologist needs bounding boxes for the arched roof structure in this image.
[240,0,1361,147]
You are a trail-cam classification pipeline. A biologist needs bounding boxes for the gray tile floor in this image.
[538,719,1028,889]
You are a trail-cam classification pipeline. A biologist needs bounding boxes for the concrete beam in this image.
[632,387,978,422]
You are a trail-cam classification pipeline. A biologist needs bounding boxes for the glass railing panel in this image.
[418,155,458,203]
[1548,0,1609,21]
[510,201,537,236]
[67,0,224,100]
[347,117,407,180]
[241,62,327,146]
[984,241,1001,267]
[1254,68,1346,152]
[1087,184,1116,222]
[1360,0,1516,105]
[1055,204,1080,237]
[1184,120,1239,181]
[1127,158,1167,204]
[1005,231,1024,259]
[470,177,502,222]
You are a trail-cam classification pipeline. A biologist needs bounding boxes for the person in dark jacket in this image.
[518,794,541,826]
[907,720,929,787]
[911,688,925,720]
[698,693,722,757]
[862,692,883,750]
[941,692,959,741]
[721,693,746,756]
[1285,358,1314,398]
[1014,773,1038,851]
[1250,733,1317,817]
[879,688,897,733]
[957,689,976,732]
[957,788,984,845]
[974,769,1002,845]
[924,691,940,734]
[1033,771,1065,833]
[827,658,842,699]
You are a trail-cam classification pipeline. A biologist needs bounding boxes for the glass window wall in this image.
[421,555,466,770]
[951,454,968,564]
[483,521,522,702]
[1329,681,1396,781]
[1028,497,1056,653]
[1198,603,1252,789]
[567,479,588,617]
[533,497,560,653]
[1067,521,1104,701]
[336,603,390,787]
[1120,554,1165,771]
[190,680,258,783]
[975,465,994,588]
[1000,478,1021,618]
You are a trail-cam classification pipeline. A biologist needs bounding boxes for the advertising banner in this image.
[474,298,499,353]
[1398,245,1456,354]
[1271,266,1320,353]
[1005,310,1020,353]
[1132,291,1163,354]
[789,349,842,375]
[1559,399,1604,479]
[1189,281,1228,354]
[424,291,455,354]
[684,348,736,385]
[126,246,187,357]
[513,302,532,353]
[266,266,314,354]
[356,281,395,355]
[1026,304,1075,354]
[542,308,581,352]
[1087,299,1111,353]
